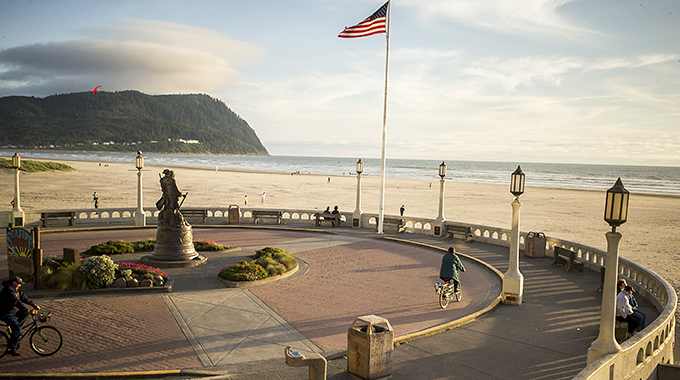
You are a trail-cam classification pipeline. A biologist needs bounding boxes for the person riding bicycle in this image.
[0,276,41,356]
[439,247,465,293]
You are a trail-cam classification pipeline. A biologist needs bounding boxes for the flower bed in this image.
[42,255,168,290]
[218,247,297,282]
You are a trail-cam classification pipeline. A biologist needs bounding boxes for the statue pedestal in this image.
[141,225,206,268]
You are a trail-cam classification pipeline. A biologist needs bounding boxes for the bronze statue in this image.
[156,169,187,227]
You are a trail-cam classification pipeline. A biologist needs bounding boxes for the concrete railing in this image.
[3,207,675,379]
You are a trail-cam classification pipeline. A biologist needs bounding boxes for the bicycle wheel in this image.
[439,287,450,309]
[29,326,63,356]
[0,331,8,358]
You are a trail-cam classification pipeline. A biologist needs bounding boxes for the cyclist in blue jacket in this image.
[439,247,466,293]
[0,277,40,356]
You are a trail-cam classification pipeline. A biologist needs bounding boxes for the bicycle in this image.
[434,280,461,309]
[0,310,63,358]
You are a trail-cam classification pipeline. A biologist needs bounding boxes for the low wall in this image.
[15,207,676,380]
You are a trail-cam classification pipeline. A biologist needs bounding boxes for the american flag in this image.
[338,2,389,39]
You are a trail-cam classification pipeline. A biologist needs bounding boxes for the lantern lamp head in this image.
[11,153,20,169]
[510,165,525,197]
[356,159,363,174]
[439,162,447,179]
[135,151,144,170]
[604,178,629,232]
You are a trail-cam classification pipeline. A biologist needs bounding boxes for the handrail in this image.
[8,207,675,379]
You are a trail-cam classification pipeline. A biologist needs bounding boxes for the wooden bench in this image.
[314,213,342,227]
[41,211,76,227]
[181,209,208,223]
[252,210,283,224]
[377,217,405,234]
[552,246,585,272]
[445,225,474,242]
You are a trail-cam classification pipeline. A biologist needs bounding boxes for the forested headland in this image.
[0,91,268,155]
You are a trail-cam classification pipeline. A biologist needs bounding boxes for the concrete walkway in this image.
[0,225,664,379]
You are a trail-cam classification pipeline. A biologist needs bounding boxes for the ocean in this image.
[2,150,679,196]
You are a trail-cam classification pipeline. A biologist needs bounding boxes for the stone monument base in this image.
[146,225,206,268]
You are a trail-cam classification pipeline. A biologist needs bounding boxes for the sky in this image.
[0,0,679,167]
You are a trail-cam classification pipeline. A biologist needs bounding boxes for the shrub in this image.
[79,255,118,289]
[46,262,90,290]
[130,239,156,252]
[267,263,286,276]
[194,240,229,251]
[254,246,286,259]
[218,260,268,281]
[83,240,134,256]
[254,247,298,275]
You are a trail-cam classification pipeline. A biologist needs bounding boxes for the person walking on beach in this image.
[0,276,41,356]
[400,205,405,216]
[261,191,266,204]
[244,195,248,205]
[93,192,99,208]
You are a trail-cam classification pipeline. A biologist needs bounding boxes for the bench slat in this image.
[253,210,283,224]
[314,213,342,227]
[445,225,474,242]
[41,211,76,227]
[377,218,405,233]
[552,246,584,272]
[181,209,208,223]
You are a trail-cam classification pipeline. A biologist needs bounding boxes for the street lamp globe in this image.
[438,162,447,179]
[356,159,363,175]
[604,178,629,232]
[510,165,525,197]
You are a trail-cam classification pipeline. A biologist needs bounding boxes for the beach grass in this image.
[0,158,76,173]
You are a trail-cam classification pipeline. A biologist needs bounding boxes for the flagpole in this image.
[377,1,391,235]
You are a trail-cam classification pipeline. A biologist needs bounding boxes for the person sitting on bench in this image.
[616,285,641,336]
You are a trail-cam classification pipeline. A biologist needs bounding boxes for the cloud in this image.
[232,44,680,165]
[401,0,599,40]
[0,19,264,96]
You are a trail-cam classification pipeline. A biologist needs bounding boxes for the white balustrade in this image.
[17,206,675,380]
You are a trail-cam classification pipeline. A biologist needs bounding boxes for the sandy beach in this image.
[2,159,679,321]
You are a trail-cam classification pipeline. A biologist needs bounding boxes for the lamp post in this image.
[503,165,525,305]
[587,178,629,364]
[11,153,24,226]
[353,159,363,228]
[134,151,146,227]
[434,162,447,236]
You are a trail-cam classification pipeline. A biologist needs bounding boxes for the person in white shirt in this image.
[616,285,641,335]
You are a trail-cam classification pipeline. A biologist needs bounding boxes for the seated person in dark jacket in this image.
[331,206,340,226]
[0,277,41,356]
